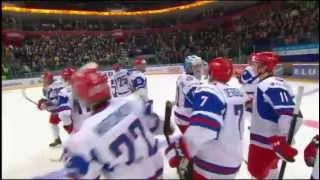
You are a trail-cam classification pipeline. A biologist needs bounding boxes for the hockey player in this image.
[168,57,245,179]
[54,67,75,134]
[237,53,260,123]
[128,58,148,101]
[173,55,203,133]
[128,58,161,134]
[110,62,132,98]
[60,64,163,179]
[165,55,204,178]
[37,72,65,147]
[247,52,301,179]
[238,53,260,100]
[304,134,319,179]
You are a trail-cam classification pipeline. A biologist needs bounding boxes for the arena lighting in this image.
[2,1,213,16]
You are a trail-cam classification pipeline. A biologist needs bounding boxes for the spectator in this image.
[2,1,318,78]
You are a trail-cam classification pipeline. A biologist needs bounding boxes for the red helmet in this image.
[71,68,110,105]
[133,58,146,66]
[247,52,257,64]
[208,57,233,83]
[133,58,146,72]
[43,72,54,86]
[112,63,120,71]
[61,67,76,82]
[251,51,279,72]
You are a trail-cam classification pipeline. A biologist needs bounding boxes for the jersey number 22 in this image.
[110,119,158,165]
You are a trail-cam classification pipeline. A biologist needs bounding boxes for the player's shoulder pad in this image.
[258,76,288,92]
[193,84,226,106]
[194,84,223,99]
[178,74,200,85]
[53,79,65,87]
[132,71,146,79]
[92,94,145,136]
[61,85,72,95]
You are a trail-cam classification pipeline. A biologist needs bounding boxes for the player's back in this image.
[174,74,201,127]
[64,95,163,179]
[251,76,295,149]
[191,82,245,168]
[43,80,65,111]
[52,83,73,113]
[45,79,65,100]
[111,69,131,97]
[128,70,148,101]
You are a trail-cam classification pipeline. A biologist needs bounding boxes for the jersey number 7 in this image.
[234,104,244,140]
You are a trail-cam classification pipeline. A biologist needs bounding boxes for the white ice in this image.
[2,74,319,179]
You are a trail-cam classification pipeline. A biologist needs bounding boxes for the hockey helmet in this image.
[208,57,233,83]
[61,67,76,82]
[251,51,279,72]
[71,63,110,105]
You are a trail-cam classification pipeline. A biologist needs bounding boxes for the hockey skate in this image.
[49,138,61,147]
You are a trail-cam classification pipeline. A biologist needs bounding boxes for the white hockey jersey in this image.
[128,70,148,101]
[239,66,259,95]
[184,81,245,178]
[250,76,300,150]
[48,83,73,127]
[71,99,91,133]
[63,95,163,179]
[54,83,72,112]
[173,74,201,129]
[111,69,132,98]
[43,79,65,113]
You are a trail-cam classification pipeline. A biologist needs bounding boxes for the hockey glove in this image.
[165,143,184,168]
[37,98,48,110]
[304,135,319,167]
[165,138,191,168]
[269,136,298,162]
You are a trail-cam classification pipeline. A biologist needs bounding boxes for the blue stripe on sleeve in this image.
[264,88,295,107]
[193,91,225,115]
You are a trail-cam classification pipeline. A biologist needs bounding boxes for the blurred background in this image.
[2,1,319,80]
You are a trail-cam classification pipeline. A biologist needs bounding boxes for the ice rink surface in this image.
[2,74,319,179]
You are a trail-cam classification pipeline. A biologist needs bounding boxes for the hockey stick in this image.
[22,88,38,106]
[278,86,304,179]
[22,88,53,112]
[163,101,185,179]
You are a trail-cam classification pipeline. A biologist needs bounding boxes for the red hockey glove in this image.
[165,137,191,168]
[165,141,183,168]
[63,124,73,134]
[37,98,48,110]
[304,135,319,167]
[269,136,298,162]
[178,137,191,160]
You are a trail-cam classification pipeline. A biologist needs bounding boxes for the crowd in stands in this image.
[2,1,319,79]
